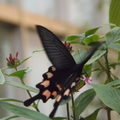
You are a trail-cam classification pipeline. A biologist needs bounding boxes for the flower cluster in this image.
[6,52,20,68]
[74,76,93,91]
[81,75,93,84]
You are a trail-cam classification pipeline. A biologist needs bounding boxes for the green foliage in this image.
[74,89,96,120]
[5,80,39,93]
[92,83,120,113]
[84,108,101,120]
[0,69,5,84]
[8,69,28,80]
[0,102,51,120]
[109,0,120,27]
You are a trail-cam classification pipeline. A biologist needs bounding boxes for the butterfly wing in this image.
[49,46,99,118]
[24,25,76,106]
[36,25,76,69]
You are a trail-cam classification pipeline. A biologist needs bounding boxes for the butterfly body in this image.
[24,25,101,118]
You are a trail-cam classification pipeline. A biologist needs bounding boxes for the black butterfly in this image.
[24,25,101,118]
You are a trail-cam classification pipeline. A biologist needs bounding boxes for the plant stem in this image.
[106,107,111,120]
[66,103,70,120]
[71,93,76,120]
[104,50,112,120]
[21,80,40,112]
[14,68,40,112]
[97,60,105,70]
[104,49,112,83]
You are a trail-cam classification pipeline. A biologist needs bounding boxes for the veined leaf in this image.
[92,83,120,113]
[109,43,120,51]
[20,56,32,64]
[66,35,82,41]
[109,0,120,28]
[0,101,51,120]
[8,69,28,80]
[0,98,23,103]
[5,80,39,93]
[83,34,99,45]
[105,27,120,45]
[84,108,101,120]
[0,115,19,120]
[85,23,115,36]
[75,89,96,120]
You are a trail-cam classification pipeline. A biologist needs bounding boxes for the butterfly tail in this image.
[49,102,59,118]
[79,43,102,66]
[24,94,39,106]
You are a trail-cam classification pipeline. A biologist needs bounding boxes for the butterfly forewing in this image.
[36,25,76,69]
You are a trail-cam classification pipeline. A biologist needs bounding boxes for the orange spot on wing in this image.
[56,84,62,91]
[51,91,57,98]
[42,90,51,100]
[71,82,76,88]
[51,66,56,71]
[56,95,62,102]
[64,89,70,96]
[46,72,53,78]
[40,80,50,88]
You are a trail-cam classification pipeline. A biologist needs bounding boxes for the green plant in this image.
[0,0,120,120]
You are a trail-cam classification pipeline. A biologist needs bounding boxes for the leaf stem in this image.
[14,68,40,112]
[66,103,70,120]
[104,49,112,83]
[71,93,76,120]
[21,80,40,112]
[106,107,112,120]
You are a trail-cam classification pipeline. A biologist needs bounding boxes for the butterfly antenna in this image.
[24,94,39,106]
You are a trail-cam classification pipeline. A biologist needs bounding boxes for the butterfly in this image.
[24,25,101,118]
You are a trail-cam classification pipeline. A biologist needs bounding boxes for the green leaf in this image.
[109,62,120,70]
[109,0,120,28]
[73,48,106,65]
[33,49,44,53]
[85,27,101,36]
[20,56,32,64]
[109,43,120,51]
[73,50,86,64]
[83,34,99,45]
[66,35,82,41]
[86,49,106,65]
[5,80,39,93]
[92,83,120,113]
[8,69,28,80]
[84,108,101,120]
[83,64,92,77]
[105,27,120,45]
[118,51,120,61]
[52,117,66,120]
[75,89,96,120]
[107,80,120,87]
[85,24,116,36]
[0,69,5,84]
[0,115,19,120]
[0,98,23,103]
[0,101,51,120]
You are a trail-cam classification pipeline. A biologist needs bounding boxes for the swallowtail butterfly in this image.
[24,25,101,118]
